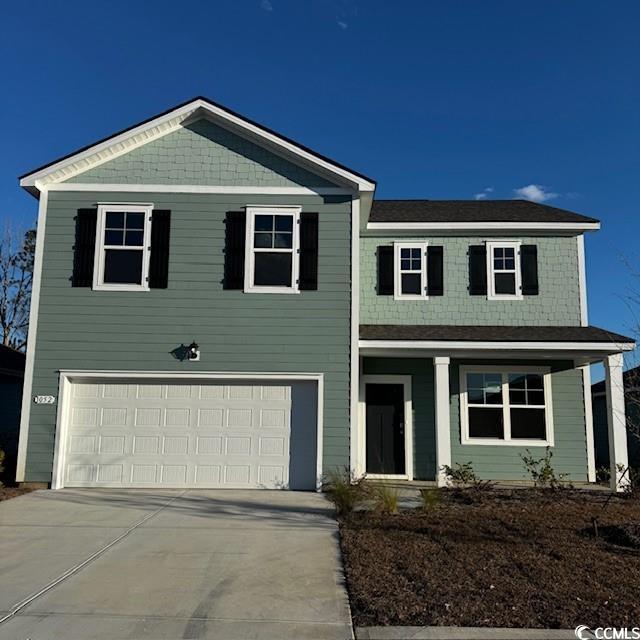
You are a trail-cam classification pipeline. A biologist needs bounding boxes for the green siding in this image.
[26,190,352,482]
[360,234,582,326]
[450,360,588,481]
[362,357,588,482]
[65,119,337,188]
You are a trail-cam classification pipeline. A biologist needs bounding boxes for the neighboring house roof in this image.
[369,199,599,228]
[19,96,376,195]
[0,344,26,376]
[360,324,634,344]
[592,364,640,395]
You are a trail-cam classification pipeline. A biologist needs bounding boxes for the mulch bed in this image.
[339,489,640,629]
[0,486,33,502]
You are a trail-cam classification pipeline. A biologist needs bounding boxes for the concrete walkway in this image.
[0,489,352,639]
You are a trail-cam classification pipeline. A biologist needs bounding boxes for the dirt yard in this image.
[0,486,33,502]
[340,489,640,629]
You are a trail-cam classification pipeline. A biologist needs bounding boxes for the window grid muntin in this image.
[486,241,522,299]
[394,242,428,299]
[94,204,152,290]
[462,368,551,444]
[245,207,301,293]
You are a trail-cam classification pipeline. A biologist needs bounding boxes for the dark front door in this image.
[365,383,406,475]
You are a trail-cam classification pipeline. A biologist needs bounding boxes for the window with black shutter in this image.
[223,211,246,289]
[299,212,318,290]
[377,245,394,295]
[148,210,171,289]
[72,208,97,287]
[468,245,487,295]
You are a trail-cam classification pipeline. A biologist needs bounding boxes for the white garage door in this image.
[60,379,315,489]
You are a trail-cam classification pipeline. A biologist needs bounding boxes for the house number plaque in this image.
[34,395,56,405]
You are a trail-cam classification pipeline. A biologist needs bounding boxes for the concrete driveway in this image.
[0,489,352,639]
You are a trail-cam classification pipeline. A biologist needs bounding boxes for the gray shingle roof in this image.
[360,325,634,344]
[369,200,599,224]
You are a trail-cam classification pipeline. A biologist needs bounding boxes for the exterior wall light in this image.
[187,341,200,361]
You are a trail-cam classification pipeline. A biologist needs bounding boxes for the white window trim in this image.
[93,203,153,292]
[486,240,522,300]
[394,241,428,300]
[459,365,554,446]
[244,206,301,294]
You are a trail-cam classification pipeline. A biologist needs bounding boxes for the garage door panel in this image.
[61,379,315,489]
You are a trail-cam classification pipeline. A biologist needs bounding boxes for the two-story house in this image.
[15,97,633,493]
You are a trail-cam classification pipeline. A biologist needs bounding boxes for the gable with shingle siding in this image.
[64,118,339,188]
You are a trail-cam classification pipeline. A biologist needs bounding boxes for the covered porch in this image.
[356,325,635,492]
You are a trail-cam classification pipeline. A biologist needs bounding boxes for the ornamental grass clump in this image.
[372,484,400,514]
[323,468,367,516]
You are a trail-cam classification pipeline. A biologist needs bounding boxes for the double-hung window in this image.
[93,204,152,291]
[394,242,428,299]
[245,206,300,293]
[460,366,553,446]
[486,241,522,299]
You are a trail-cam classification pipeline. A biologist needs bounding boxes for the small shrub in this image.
[419,487,441,511]
[520,447,570,489]
[441,461,479,488]
[323,468,367,516]
[372,484,399,514]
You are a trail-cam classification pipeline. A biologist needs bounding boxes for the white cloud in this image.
[513,184,559,203]
[337,20,348,29]
[260,0,273,11]
[474,186,493,200]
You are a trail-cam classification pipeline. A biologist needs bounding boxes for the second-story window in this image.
[394,242,428,300]
[486,241,522,300]
[93,204,152,291]
[244,206,301,294]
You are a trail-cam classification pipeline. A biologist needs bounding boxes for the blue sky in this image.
[1,0,639,375]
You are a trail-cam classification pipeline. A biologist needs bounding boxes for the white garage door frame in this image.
[51,370,324,491]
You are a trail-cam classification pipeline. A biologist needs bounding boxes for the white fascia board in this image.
[359,339,635,352]
[367,221,600,232]
[45,183,354,196]
[20,98,376,192]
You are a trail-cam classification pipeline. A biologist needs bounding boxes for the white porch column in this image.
[434,356,452,487]
[604,353,630,492]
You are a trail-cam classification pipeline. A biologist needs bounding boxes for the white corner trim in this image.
[20,98,376,192]
[349,197,361,477]
[359,375,413,481]
[367,221,600,232]
[459,364,555,447]
[51,370,325,491]
[577,234,589,326]
[15,187,48,482]
[579,363,596,482]
[45,183,355,196]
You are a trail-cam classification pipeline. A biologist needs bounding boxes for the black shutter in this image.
[521,244,539,295]
[377,245,394,295]
[427,246,444,296]
[149,210,171,289]
[72,208,97,287]
[299,212,318,291]
[224,211,246,289]
[468,245,487,295]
